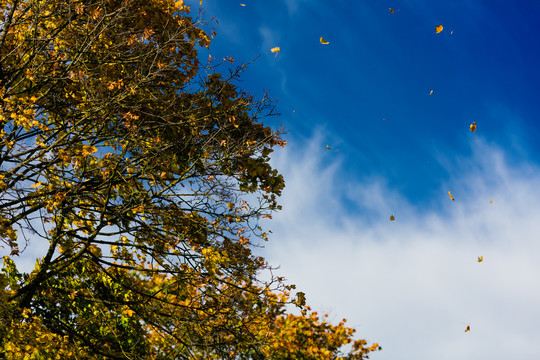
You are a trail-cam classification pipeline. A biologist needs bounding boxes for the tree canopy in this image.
[0,0,379,358]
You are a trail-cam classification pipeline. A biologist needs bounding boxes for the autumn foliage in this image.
[0,0,379,358]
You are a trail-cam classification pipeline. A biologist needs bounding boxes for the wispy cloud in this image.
[262,131,540,360]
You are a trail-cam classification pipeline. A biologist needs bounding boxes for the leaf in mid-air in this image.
[389,8,395,14]
[465,324,471,332]
[448,191,455,201]
[429,90,434,95]
[477,256,484,262]
[390,215,395,221]
[435,24,443,33]
[470,122,476,132]
[320,37,330,44]
[271,47,280,53]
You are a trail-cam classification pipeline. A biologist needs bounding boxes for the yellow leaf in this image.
[490,200,493,203]
[390,215,395,221]
[31,181,42,189]
[82,145,97,156]
[320,37,329,45]
[240,3,246,5]
[270,47,280,53]
[448,191,455,201]
[174,0,184,10]
[470,122,476,132]
[200,0,202,4]
[435,24,443,34]
[477,256,483,262]
[465,324,471,332]
[326,145,331,150]
[429,90,434,95]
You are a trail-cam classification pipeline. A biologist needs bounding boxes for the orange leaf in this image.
[435,24,443,34]
[448,191,455,201]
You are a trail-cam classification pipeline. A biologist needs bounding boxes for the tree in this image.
[0,0,379,358]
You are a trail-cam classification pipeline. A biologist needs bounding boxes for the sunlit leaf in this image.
[435,24,443,34]
[470,122,476,132]
[320,37,330,45]
[30,181,42,189]
[240,3,246,5]
[448,191,455,201]
[174,0,184,10]
[465,324,471,332]
[271,47,280,55]
[390,215,395,221]
[429,90,434,95]
[477,256,484,262]
[389,8,395,14]
[326,145,331,150]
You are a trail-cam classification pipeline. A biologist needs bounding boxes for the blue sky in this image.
[202,0,540,203]
[198,1,540,359]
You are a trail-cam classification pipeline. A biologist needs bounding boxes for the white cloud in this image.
[261,132,540,360]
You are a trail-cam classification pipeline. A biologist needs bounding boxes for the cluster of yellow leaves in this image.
[1,310,89,359]
[264,306,381,359]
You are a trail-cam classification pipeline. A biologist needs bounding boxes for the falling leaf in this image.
[320,37,329,45]
[470,122,476,132]
[465,324,471,332]
[270,47,280,56]
[389,8,395,14]
[490,200,493,203]
[240,3,246,5]
[477,256,484,262]
[200,0,202,4]
[382,117,388,121]
[326,144,340,152]
[451,30,454,34]
[435,24,443,34]
[448,191,455,201]
[429,90,434,95]
[390,215,395,221]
